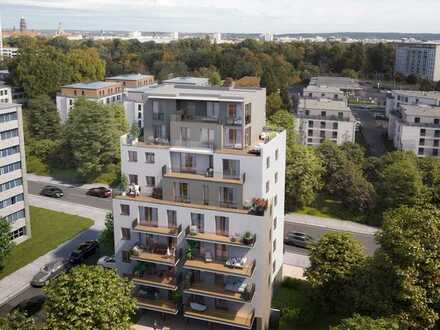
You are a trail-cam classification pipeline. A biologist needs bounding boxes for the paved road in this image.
[351,107,388,156]
[28,181,112,210]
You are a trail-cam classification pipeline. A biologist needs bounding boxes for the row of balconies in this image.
[127,220,257,328]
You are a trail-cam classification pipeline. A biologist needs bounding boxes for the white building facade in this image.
[296,98,356,146]
[112,83,286,330]
[385,90,440,118]
[0,83,12,104]
[394,43,440,81]
[0,103,31,243]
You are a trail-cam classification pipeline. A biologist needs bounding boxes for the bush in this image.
[26,156,49,175]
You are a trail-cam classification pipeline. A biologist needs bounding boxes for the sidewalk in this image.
[26,173,110,190]
[0,195,107,306]
[286,213,378,235]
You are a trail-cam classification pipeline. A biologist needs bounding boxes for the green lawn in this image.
[272,279,336,330]
[0,206,93,279]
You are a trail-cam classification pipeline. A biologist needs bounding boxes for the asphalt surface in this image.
[28,181,113,210]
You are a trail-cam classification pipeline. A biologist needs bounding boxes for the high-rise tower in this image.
[19,16,26,33]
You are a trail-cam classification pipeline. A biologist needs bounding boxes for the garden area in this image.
[0,206,93,279]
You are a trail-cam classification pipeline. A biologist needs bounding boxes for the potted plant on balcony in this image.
[171,290,183,304]
[127,123,140,145]
[120,174,129,196]
[249,198,268,215]
[242,231,255,245]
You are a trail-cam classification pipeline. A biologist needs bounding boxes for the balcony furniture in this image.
[205,252,213,263]
[226,256,247,269]
[190,302,207,312]
[225,279,247,293]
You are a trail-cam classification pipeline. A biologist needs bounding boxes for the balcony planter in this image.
[242,232,255,245]
[152,187,162,199]
[248,198,268,216]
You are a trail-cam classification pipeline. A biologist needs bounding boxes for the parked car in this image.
[69,240,99,264]
[374,113,387,120]
[40,185,64,198]
[87,187,112,198]
[12,295,46,316]
[97,256,116,269]
[284,232,314,248]
[31,259,71,287]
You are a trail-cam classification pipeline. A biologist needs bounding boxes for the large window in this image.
[9,226,26,240]
[215,216,229,236]
[0,145,20,158]
[0,161,21,175]
[120,204,130,216]
[167,210,177,228]
[191,213,204,233]
[0,178,22,193]
[0,112,17,123]
[128,151,137,162]
[145,152,155,163]
[6,209,25,224]
[0,128,18,141]
[0,193,24,209]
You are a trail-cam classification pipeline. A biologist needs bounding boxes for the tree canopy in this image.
[26,95,61,140]
[0,219,13,270]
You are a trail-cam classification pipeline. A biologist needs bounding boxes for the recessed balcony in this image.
[184,306,255,329]
[183,256,255,278]
[131,218,183,238]
[130,243,182,267]
[184,281,255,303]
[185,228,256,249]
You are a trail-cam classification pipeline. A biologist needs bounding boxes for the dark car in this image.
[40,185,64,198]
[69,240,99,264]
[13,295,46,316]
[87,187,112,198]
[284,232,314,249]
[31,259,71,287]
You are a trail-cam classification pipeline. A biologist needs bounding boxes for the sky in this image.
[1,0,440,34]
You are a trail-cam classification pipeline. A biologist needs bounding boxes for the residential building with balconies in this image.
[112,83,286,330]
[0,103,31,243]
[302,85,346,102]
[56,81,123,123]
[388,104,440,157]
[385,90,440,118]
[296,98,356,146]
[106,74,155,90]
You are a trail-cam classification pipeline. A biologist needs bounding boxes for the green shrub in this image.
[26,156,49,175]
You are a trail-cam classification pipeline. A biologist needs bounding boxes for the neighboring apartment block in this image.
[1,47,19,59]
[302,85,346,102]
[106,74,155,89]
[0,82,12,104]
[0,103,30,243]
[112,83,286,330]
[385,90,440,117]
[394,43,440,81]
[388,104,440,157]
[296,98,356,146]
[309,76,361,95]
[56,81,123,123]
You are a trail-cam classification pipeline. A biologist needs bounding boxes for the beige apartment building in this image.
[106,74,155,89]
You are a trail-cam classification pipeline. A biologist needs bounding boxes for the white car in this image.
[97,256,116,269]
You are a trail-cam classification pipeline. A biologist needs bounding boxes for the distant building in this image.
[0,82,12,104]
[56,22,64,36]
[302,85,346,101]
[105,74,156,128]
[1,47,18,59]
[162,76,210,87]
[56,81,123,123]
[0,103,31,243]
[19,17,27,33]
[296,98,357,146]
[263,32,274,42]
[309,76,361,95]
[212,32,222,43]
[394,43,440,81]
[385,90,440,117]
[388,104,440,157]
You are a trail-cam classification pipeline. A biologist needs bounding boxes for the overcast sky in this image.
[1,0,440,33]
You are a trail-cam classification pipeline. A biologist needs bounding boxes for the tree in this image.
[340,142,365,166]
[8,45,73,98]
[0,219,13,270]
[26,95,61,140]
[341,68,359,79]
[208,71,221,86]
[0,311,38,330]
[305,232,367,314]
[67,48,106,82]
[62,99,121,180]
[266,92,285,117]
[285,144,323,210]
[419,79,435,91]
[267,110,296,146]
[406,74,418,85]
[44,265,136,330]
[315,140,347,187]
[331,314,401,330]
[99,212,114,253]
[376,206,440,329]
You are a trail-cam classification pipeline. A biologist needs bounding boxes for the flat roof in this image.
[395,42,440,47]
[392,90,440,100]
[401,104,440,117]
[163,77,209,86]
[299,98,351,112]
[106,74,154,81]
[142,83,265,101]
[309,76,361,90]
[62,81,119,89]
[0,103,19,110]
[304,85,343,94]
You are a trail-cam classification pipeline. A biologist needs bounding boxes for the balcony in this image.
[186,227,256,248]
[184,281,255,303]
[131,219,183,238]
[184,306,255,329]
[131,272,178,291]
[163,166,245,185]
[183,257,256,278]
[130,244,182,267]
[136,296,179,315]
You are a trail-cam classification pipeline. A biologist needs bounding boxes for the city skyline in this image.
[1,1,440,34]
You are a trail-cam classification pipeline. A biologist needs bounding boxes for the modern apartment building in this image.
[385,90,440,117]
[0,82,12,104]
[394,43,440,81]
[162,77,210,87]
[112,83,286,330]
[1,47,19,59]
[296,98,356,146]
[0,103,30,243]
[388,104,440,157]
[106,74,155,89]
[302,85,346,102]
[309,76,361,95]
[56,81,123,123]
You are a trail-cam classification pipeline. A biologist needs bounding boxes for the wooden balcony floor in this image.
[131,250,178,266]
[184,306,254,329]
[137,297,178,315]
[132,274,177,290]
[183,259,252,278]
[187,232,253,248]
[133,223,180,237]
[185,282,244,302]
[164,171,241,185]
